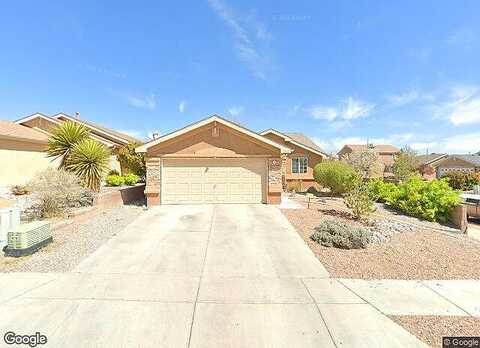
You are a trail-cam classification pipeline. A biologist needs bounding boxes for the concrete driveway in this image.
[0,204,426,347]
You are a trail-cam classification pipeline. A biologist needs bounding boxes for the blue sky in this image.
[1,0,479,154]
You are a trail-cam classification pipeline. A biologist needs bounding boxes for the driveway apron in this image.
[0,204,427,347]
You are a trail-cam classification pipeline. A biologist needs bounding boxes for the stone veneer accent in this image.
[145,157,161,206]
[268,157,282,204]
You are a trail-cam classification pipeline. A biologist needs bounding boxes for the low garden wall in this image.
[93,184,145,209]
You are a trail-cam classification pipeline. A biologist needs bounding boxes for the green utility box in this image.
[4,221,52,257]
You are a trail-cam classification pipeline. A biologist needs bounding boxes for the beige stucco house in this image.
[0,120,61,185]
[260,129,328,191]
[0,112,142,186]
[417,154,480,179]
[137,115,304,206]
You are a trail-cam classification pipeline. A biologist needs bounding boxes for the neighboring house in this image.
[15,112,142,176]
[136,115,294,206]
[259,129,328,191]
[0,120,60,185]
[432,154,480,178]
[416,153,448,179]
[337,144,400,178]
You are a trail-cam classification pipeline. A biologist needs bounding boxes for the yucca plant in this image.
[47,121,91,167]
[66,139,110,192]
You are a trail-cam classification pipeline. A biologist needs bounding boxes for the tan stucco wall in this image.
[148,123,279,158]
[144,122,284,206]
[0,140,60,186]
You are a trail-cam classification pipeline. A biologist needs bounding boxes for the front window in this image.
[292,157,308,174]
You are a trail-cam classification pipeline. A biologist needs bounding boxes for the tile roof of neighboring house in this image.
[283,132,325,153]
[451,154,480,167]
[340,144,400,153]
[53,113,142,144]
[0,119,49,143]
[416,153,447,166]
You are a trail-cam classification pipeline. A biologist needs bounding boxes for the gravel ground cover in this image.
[0,205,144,272]
[282,207,480,279]
[390,316,480,347]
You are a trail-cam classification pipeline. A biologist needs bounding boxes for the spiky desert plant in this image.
[47,121,91,167]
[66,139,110,191]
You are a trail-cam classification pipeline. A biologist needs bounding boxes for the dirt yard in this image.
[282,205,480,280]
[390,316,480,348]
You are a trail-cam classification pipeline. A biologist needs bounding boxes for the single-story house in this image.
[0,112,142,186]
[416,153,448,179]
[259,129,328,191]
[428,154,480,178]
[337,144,400,178]
[136,115,313,206]
[0,120,61,185]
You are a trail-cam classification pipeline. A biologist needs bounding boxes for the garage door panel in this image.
[162,159,266,204]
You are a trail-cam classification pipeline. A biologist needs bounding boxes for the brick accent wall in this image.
[145,157,161,206]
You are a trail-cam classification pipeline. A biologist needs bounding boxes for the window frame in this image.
[291,156,308,174]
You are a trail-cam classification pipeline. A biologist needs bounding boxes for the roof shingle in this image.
[0,120,49,143]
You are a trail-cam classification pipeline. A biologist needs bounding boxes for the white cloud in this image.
[207,0,272,80]
[178,100,187,113]
[427,85,480,126]
[228,106,243,116]
[109,89,157,110]
[386,89,434,107]
[308,97,374,122]
[409,142,439,152]
[125,94,156,110]
[443,132,480,153]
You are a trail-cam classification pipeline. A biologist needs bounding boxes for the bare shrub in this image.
[28,168,94,218]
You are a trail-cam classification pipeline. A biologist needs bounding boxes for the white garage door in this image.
[162,158,266,204]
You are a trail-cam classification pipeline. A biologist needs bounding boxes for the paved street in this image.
[0,205,430,347]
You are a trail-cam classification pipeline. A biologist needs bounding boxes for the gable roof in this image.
[0,119,49,143]
[416,153,447,166]
[136,115,293,154]
[15,112,142,146]
[53,113,142,144]
[259,129,328,158]
[339,144,400,154]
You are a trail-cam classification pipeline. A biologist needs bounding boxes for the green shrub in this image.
[28,168,93,218]
[367,178,399,203]
[385,176,460,222]
[108,169,120,176]
[124,173,140,186]
[311,220,372,249]
[106,175,125,186]
[345,183,375,219]
[313,161,360,196]
[443,171,480,191]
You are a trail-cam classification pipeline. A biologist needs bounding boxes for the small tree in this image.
[345,183,375,219]
[116,142,146,178]
[344,150,380,178]
[46,121,90,167]
[313,161,360,196]
[392,146,418,183]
